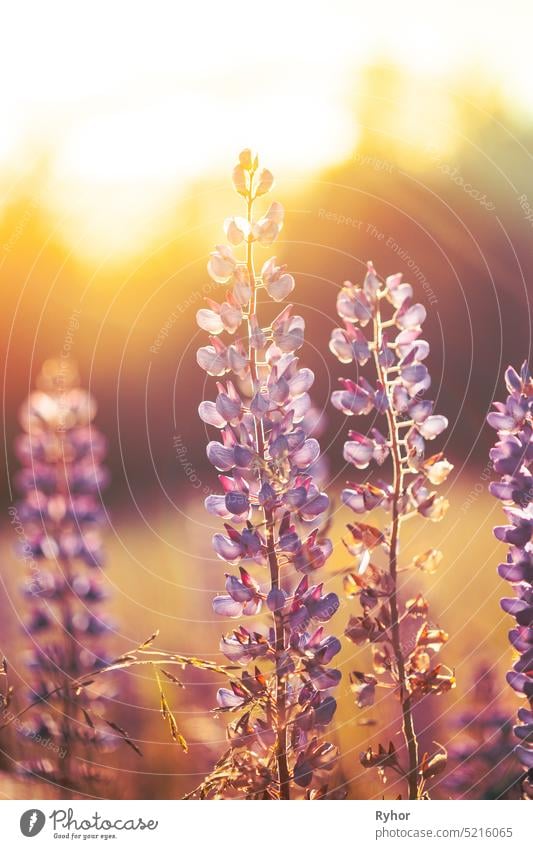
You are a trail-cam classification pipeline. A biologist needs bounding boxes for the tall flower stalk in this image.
[487,362,533,799]
[14,359,113,793]
[196,151,339,799]
[330,264,454,799]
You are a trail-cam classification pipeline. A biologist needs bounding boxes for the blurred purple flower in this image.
[488,362,533,798]
[445,666,523,799]
[13,359,114,790]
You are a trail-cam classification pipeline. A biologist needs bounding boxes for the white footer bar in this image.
[1,799,529,848]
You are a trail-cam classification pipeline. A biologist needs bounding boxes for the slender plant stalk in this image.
[245,182,290,799]
[59,556,76,793]
[56,445,79,794]
[372,308,420,800]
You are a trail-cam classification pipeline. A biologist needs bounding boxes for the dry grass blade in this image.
[161,669,184,687]
[104,719,143,758]
[82,708,95,729]
[155,669,188,753]
[139,630,160,650]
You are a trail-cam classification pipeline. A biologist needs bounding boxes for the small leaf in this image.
[155,669,188,753]
[104,719,143,757]
[109,654,137,667]
[139,630,160,650]
[347,522,386,550]
[168,713,188,753]
[75,679,95,694]
[411,549,443,574]
[82,709,95,729]
[161,669,184,687]
[420,746,447,780]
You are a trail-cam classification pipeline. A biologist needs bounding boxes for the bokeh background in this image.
[1,0,532,799]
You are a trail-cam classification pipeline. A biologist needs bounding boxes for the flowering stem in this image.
[57,490,76,792]
[372,310,420,801]
[266,511,291,799]
[246,188,290,800]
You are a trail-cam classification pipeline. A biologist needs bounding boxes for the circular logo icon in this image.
[20,809,46,837]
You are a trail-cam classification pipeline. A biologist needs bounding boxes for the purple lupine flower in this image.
[330,263,454,800]
[196,151,338,800]
[14,359,114,791]
[444,665,523,799]
[487,362,533,799]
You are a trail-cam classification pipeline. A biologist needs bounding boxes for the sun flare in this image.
[1,0,532,258]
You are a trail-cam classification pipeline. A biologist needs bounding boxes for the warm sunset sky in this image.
[1,1,531,257]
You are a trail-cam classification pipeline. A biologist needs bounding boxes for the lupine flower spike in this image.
[13,359,115,793]
[445,665,520,799]
[487,362,533,800]
[196,151,339,799]
[330,264,454,799]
